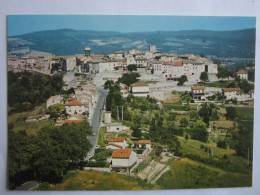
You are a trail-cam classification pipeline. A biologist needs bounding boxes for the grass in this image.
[196,81,233,88]
[8,111,54,135]
[51,170,156,191]
[157,158,252,189]
[236,107,254,120]
[177,136,251,174]
[97,127,105,146]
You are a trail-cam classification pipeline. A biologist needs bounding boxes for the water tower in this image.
[84,47,91,56]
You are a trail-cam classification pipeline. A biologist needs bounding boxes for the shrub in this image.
[217,140,227,149]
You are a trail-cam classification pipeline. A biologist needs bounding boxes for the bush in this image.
[217,140,227,149]
[86,161,109,167]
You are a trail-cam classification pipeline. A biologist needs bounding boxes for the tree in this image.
[104,80,114,89]
[199,103,210,125]
[180,117,189,127]
[217,65,230,80]
[118,72,140,86]
[200,72,208,83]
[127,64,137,72]
[191,120,208,142]
[217,140,227,149]
[233,121,253,159]
[132,125,142,138]
[51,63,61,73]
[226,107,237,120]
[200,54,205,58]
[178,75,188,85]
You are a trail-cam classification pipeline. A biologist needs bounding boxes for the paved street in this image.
[86,87,108,159]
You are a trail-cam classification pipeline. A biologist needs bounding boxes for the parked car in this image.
[95,145,100,149]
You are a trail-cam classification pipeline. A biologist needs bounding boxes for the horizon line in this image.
[8,27,256,37]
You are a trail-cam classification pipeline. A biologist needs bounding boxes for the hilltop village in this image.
[8,45,255,190]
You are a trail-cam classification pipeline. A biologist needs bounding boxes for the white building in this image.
[46,95,63,108]
[65,100,88,115]
[236,70,248,80]
[107,137,128,149]
[106,123,124,132]
[130,82,149,97]
[138,140,152,150]
[191,86,206,100]
[65,56,77,71]
[111,149,138,171]
[222,88,241,100]
[104,111,112,124]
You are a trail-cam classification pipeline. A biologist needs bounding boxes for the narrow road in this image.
[86,87,108,159]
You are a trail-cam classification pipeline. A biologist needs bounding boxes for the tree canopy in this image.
[8,71,64,113]
[178,75,188,85]
[127,64,137,72]
[200,72,208,83]
[8,120,93,188]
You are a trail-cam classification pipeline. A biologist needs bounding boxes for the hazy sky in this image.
[7,15,256,36]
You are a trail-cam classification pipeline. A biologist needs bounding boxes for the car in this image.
[88,153,93,158]
[95,145,100,149]
[92,133,96,136]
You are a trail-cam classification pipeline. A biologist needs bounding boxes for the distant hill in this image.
[8,28,256,58]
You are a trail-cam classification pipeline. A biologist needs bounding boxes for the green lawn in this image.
[196,81,233,88]
[97,127,106,146]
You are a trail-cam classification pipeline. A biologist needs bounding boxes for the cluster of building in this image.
[46,81,97,125]
[8,45,218,82]
[104,136,152,172]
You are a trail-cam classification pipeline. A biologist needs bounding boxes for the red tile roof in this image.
[223,88,240,92]
[162,61,170,65]
[192,86,205,90]
[237,70,247,74]
[65,100,86,106]
[112,149,132,158]
[107,137,125,142]
[250,89,254,93]
[138,140,151,144]
[173,61,183,66]
[131,82,148,87]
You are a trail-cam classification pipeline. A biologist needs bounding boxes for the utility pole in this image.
[121,106,123,121]
[117,106,119,121]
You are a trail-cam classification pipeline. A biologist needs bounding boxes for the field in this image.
[157,158,251,189]
[156,135,252,189]
[236,107,254,120]
[38,170,156,191]
[8,111,54,135]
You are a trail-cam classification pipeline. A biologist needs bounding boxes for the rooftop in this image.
[138,140,151,144]
[237,70,247,74]
[173,61,183,66]
[107,137,125,142]
[192,86,206,90]
[223,88,240,92]
[112,149,132,158]
[65,100,86,106]
[131,82,148,87]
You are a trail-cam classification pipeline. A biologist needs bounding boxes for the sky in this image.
[7,15,256,36]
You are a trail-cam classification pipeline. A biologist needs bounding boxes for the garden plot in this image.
[138,160,169,183]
